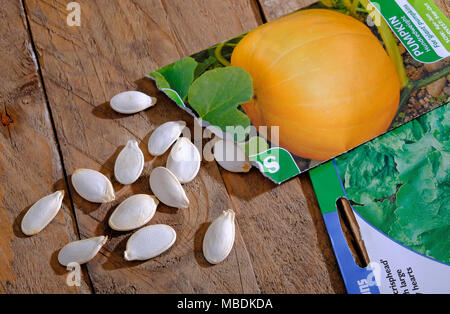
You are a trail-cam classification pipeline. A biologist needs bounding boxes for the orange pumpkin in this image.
[231,9,400,161]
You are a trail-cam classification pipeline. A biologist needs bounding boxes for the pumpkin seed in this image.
[110,91,156,114]
[21,191,65,236]
[114,140,144,185]
[58,236,108,266]
[149,167,189,208]
[124,225,176,261]
[214,139,252,173]
[203,209,235,264]
[72,169,115,203]
[166,137,201,184]
[109,194,159,232]
[148,121,186,156]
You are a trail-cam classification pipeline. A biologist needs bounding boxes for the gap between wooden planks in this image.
[0,0,91,293]
[5,0,346,293]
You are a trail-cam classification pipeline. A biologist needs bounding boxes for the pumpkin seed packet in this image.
[149,0,449,184]
[310,103,449,294]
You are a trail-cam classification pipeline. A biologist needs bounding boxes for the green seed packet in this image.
[148,1,449,184]
[311,103,449,294]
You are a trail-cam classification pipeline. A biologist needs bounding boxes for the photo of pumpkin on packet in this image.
[149,0,450,184]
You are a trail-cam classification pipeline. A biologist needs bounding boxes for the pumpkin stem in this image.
[396,64,450,120]
[215,42,231,67]
[342,0,360,17]
[356,0,408,88]
[319,0,334,8]
[414,65,450,90]
[342,0,353,10]
[377,18,409,89]
[350,0,359,16]
[396,80,416,118]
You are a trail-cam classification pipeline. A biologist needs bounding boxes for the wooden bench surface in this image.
[0,0,349,293]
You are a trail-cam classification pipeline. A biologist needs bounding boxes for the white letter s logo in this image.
[263,156,280,174]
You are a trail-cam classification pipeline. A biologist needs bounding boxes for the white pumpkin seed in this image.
[110,91,156,114]
[124,225,176,261]
[166,137,201,184]
[21,191,65,236]
[114,140,144,185]
[58,236,108,266]
[109,194,159,231]
[72,169,115,203]
[148,121,186,156]
[203,209,235,265]
[214,139,252,173]
[149,167,189,208]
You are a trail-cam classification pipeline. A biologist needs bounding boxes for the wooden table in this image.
[0,0,347,293]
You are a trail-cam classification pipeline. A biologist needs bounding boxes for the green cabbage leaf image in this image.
[335,103,449,264]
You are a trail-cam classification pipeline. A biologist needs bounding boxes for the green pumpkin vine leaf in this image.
[150,57,198,101]
[187,66,253,137]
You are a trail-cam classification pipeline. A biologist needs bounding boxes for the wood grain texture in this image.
[221,170,345,293]
[434,0,450,18]
[23,0,262,293]
[17,0,346,293]
[258,0,316,21]
[0,0,90,293]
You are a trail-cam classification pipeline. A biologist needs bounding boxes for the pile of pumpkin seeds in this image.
[21,91,251,269]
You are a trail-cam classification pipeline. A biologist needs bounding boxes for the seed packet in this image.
[310,103,449,294]
[148,0,449,184]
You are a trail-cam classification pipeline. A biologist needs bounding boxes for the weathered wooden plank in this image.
[24,0,261,293]
[435,0,449,17]
[258,0,316,21]
[0,0,90,293]
[24,0,345,293]
[219,170,345,293]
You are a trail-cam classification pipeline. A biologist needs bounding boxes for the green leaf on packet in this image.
[188,66,253,136]
[149,71,171,89]
[335,104,450,264]
[150,57,198,101]
[336,144,399,201]
[390,161,444,242]
[194,55,221,79]
[412,226,450,263]
[353,193,396,234]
